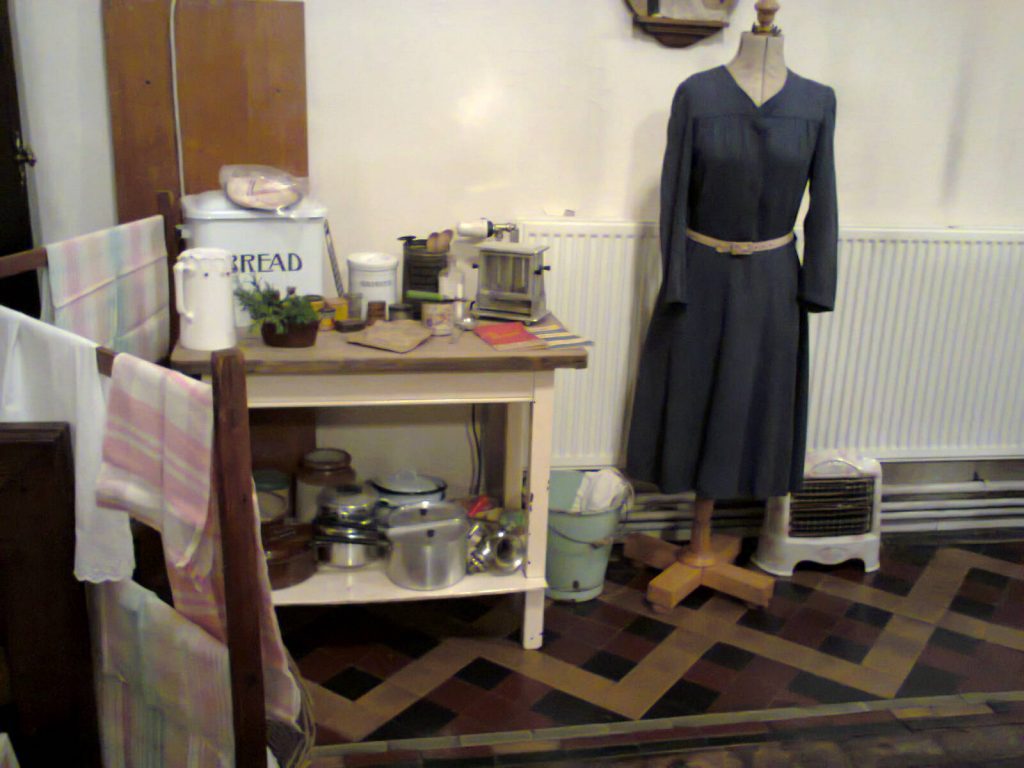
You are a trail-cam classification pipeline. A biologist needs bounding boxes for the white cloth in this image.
[574,468,633,514]
[0,305,134,582]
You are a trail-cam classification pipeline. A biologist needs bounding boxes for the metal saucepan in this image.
[384,501,468,590]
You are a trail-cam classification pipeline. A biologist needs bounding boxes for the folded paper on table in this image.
[344,319,432,353]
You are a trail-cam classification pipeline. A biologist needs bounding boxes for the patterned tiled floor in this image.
[276,537,1024,756]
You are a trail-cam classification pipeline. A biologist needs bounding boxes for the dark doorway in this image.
[0,0,39,317]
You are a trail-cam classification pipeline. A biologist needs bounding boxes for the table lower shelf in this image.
[270,560,547,606]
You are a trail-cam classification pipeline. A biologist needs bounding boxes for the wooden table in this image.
[172,326,587,649]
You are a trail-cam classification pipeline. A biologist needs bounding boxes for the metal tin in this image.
[317,484,379,523]
[491,527,527,573]
[315,524,382,568]
[319,540,379,568]
[366,300,387,326]
[388,303,413,321]
[421,300,455,336]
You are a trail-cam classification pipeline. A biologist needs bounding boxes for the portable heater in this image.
[752,452,882,577]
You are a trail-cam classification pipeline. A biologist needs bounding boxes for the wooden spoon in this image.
[437,229,453,253]
[426,232,439,252]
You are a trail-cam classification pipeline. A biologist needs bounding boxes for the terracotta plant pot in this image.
[260,321,319,348]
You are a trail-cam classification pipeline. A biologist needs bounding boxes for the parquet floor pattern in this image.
[276,539,1024,752]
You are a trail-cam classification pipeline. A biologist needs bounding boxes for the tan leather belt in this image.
[686,228,794,255]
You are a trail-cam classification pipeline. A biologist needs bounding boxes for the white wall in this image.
[10,0,116,243]
[306,0,1024,263]
[11,0,1024,492]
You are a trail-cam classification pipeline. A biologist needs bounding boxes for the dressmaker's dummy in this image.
[726,31,787,107]
[625,0,839,611]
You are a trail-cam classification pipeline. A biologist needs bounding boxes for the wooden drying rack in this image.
[0,196,270,766]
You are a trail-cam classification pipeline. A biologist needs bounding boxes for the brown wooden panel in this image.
[102,0,179,224]
[175,0,308,194]
[0,424,101,766]
[250,407,316,476]
[103,0,307,223]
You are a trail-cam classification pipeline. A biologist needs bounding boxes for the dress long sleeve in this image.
[659,85,694,309]
[799,87,838,313]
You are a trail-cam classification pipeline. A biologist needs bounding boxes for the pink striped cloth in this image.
[42,215,169,362]
[95,353,302,727]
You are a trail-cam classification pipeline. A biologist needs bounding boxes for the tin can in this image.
[388,303,413,321]
[327,297,349,321]
[421,300,454,336]
[347,292,363,321]
[366,300,387,326]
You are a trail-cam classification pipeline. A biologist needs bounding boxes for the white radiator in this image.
[807,228,1024,460]
[518,220,660,468]
[518,222,1024,468]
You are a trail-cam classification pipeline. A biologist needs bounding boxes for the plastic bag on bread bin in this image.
[219,164,307,212]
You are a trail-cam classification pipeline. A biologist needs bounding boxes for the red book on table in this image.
[473,322,547,350]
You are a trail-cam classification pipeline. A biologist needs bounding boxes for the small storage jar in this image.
[254,468,292,523]
[295,448,356,523]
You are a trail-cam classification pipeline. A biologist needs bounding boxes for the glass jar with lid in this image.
[254,468,292,523]
[295,448,356,523]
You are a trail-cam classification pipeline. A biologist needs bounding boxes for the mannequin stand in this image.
[624,499,774,613]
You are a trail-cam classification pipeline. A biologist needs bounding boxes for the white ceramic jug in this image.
[173,247,238,351]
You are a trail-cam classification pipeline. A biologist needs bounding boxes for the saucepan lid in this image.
[371,469,446,495]
[387,501,464,527]
[318,484,379,518]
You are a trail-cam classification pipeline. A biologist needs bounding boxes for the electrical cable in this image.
[473,404,483,496]
[466,404,479,498]
[169,0,186,199]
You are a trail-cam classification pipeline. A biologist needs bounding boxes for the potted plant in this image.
[234,278,320,348]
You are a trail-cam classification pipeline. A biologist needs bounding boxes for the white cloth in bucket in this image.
[565,468,632,515]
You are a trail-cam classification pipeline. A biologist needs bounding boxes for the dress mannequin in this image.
[624,0,793,613]
[726,31,786,106]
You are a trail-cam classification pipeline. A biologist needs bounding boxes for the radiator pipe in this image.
[884,498,1024,512]
[884,480,1024,495]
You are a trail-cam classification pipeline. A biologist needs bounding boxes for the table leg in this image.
[503,402,528,511]
[525,371,554,583]
[521,588,545,650]
[521,372,555,649]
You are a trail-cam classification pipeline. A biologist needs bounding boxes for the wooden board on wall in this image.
[102,0,179,225]
[174,0,308,195]
[103,0,308,223]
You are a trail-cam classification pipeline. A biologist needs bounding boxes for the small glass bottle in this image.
[438,254,467,323]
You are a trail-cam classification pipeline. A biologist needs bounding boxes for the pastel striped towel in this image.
[42,215,169,362]
[93,579,234,767]
[95,353,303,728]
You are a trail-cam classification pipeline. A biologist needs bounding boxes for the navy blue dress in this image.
[626,66,838,499]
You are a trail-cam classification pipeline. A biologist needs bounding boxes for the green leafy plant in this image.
[234,278,319,333]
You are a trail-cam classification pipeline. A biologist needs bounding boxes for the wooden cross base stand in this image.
[624,516,775,613]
